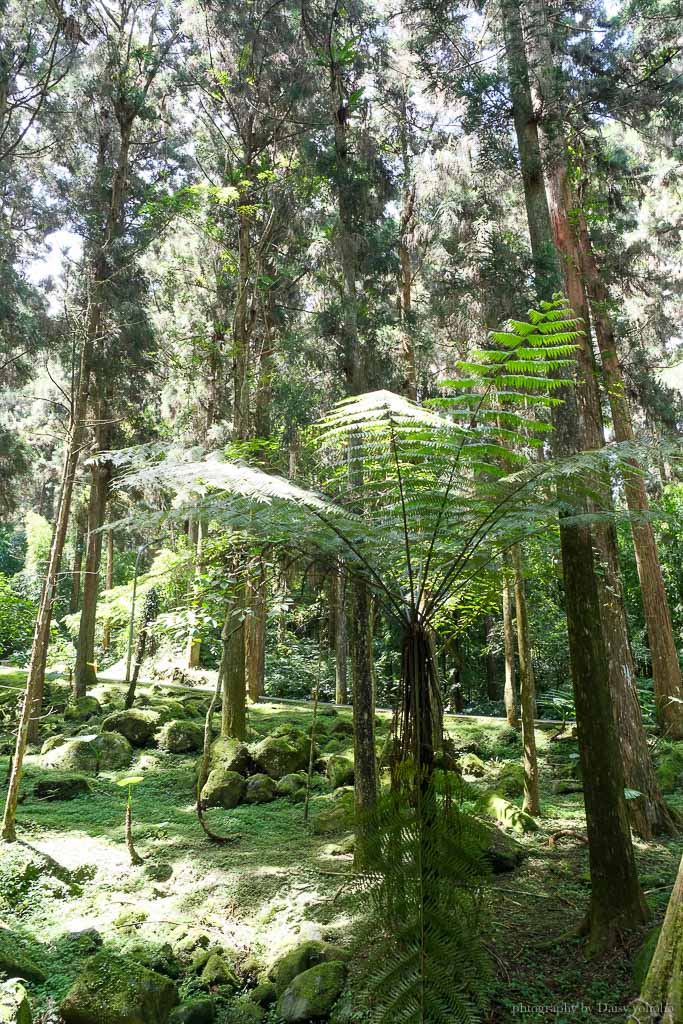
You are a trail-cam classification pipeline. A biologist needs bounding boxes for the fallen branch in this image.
[547,829,588,848]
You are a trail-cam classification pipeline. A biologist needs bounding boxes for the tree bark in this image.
[102,527,114,653]
[576,212,683,739]
[2,322,93,840]
[484,614,498,701]
[221,586,247,741]
[352,579,378,866]
[185,519,203,670]
[511,544,540,815]
[334,567,348,704]
[630,850,683,1024]
[502,553,518,728]
[502,0,649,949]
[69,507,86,614]
[73,450,110,696]
[245,558,266,702]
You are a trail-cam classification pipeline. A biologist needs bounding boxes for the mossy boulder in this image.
[102,709,160,747]
[168,1000,215,1024]
[326,756,354,790]
[60,952,178,1024]
[157,720,204,754]
[0,980,31,1024]
[473,818,527,874]
[251,732,311,780]
[477,793,539,834]
[655,746,683,793]
[199,954,239,990]
[244,774,277,804]
[65,696,102,722]
[276,773,307,800]
[249,982,277,1008]
[276,961,347,1023]
[311,790,355,835]
[40,734,66,755]
[92,731,134,770]
[460,753,487,777]
[209,737,253,775]
[494,762,525,798]
[41,738,99,774]
[0,930,46,983]
[269,941,351,994]
[32,773,91,801]
[329,719,353,737]
[199,769,246,810]
[318,706,338,717]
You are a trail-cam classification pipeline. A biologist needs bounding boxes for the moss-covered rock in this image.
[276,961,347,1022]
[65,696,102,722]
[276,773,307,800]
[472,818,526,874]
[199,769,245,810]
[250,732,311,780]
[92,731,133,770]
[40,734,65,755]
[269,941,351,993]
[60,952,178,1024]
[460,753,487,777]
[477,793,539,833]
[0,930,46,984]
[199,953,239,990]
[326,756,354,790]
[249,982,277,1008]
[311,790,355,835]
[32,773,91,801]
[168,999,214,1024]
[157,720,203,754]
[329,719,353,737]
[0,980,31,1024]
[655,746,683,794]
[494,762,525,798]
[209,737,253,775]
[102,709,160,747]
[41,738,99,774]
[244,774,277,804]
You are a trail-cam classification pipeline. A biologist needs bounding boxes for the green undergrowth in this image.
[0,667,681,1023]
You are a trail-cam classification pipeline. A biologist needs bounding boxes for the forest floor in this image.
[0,665,681,1024]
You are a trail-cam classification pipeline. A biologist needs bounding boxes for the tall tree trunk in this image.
[511,544,540,815]
[185,519,203,669]
[335,567,348,704]
[245,559,266,702]
[352,579,378,865]
[484,614,498,700]
[576,213,683,739]
[397,84,417,401]
[221,585,247,741]
[69,506,86,614]
[2,324,93,840]
[101,527,114,653]
[630,849,683,1024]
[73,446,110,697]
[502,553,518,728]
[505,0,672,838]
[515,0,649,950]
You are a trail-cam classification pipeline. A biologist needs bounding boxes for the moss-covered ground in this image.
[0,666,681,1023]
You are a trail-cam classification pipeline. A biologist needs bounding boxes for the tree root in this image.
[547,829,588,848]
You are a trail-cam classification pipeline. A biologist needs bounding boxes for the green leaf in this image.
[117,777,144,787]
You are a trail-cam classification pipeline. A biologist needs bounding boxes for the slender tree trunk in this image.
[504,0,672,837]
[73,451,110,696]
[576,213,683,739]
[502,554,518,728]
[511,544,540,815]
[69,509,86,614]
[245,559,266,702]
[335,567,348,704]
[397,85,417,401]
[185,519,203,669]
[221,585,247,741]
[2,327,93,840]
[484,614,498,700]
[101,527,114,653]
[352,580,378,866]
[630,850,683,1024]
